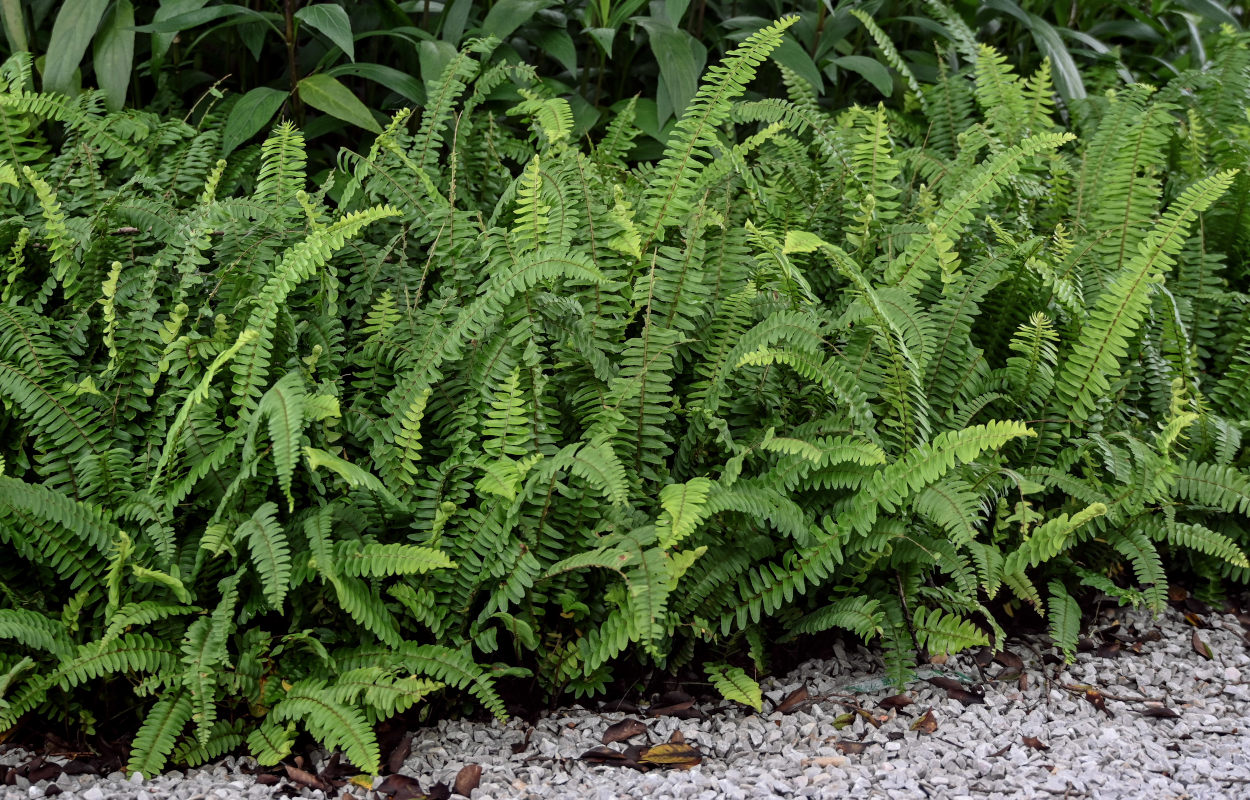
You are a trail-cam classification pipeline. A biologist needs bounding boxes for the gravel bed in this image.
[4,602,1249,800]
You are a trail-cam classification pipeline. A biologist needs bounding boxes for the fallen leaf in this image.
[833,740,869,755]
[1193,631,1214,660]
[946,687,986,706]
[387,732,412,774]
[803,756,846,767]
[855,708,883,728]
[1168,585,1189,604]
[989,744,1011,758]
[927,676,964,693]
[832,712,855,730]
[602,718,648,744]
[1183,596,1211,615]
[647,691,700,718]
[638,742,702,769]
[601,699,641,714]
[1077,637,1097,652]
[878,694,913,711]
[375,774,423,800]
[668,729,685,744]
[994,650,1024,670]
[255,774,280,786]
[348,775,373,789]
[426,782,451,800]
[911,709,938,734]
[972,647,994,668]
[1017,673,1029,692]
[1084,688,1111,716]
[1184,612,1207,629]
[774,685,810,714]
[284,765,327,792]
[1096,641,1122,659]
[1021,736,1048,751]
[510,727,533,755]
[579,746,635,766]
[453,764,481,797]
[1140,706,1181,719]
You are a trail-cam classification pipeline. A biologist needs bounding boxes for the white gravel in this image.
[4,602,1249,799]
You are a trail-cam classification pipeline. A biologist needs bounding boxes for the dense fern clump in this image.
[1,20,1249,774]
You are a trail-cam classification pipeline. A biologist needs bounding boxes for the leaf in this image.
[223,87,289,156]
[833,55,893,97]
[375,774,424,800]
[910,709,938,733]
[480,0,550,41]
[1022,735,1049,750]
[452,765,481,796]
[92,0,134,111]
[297,73,383,133]
[638,20,704,123]
[878,694,913,710]
[601,718,648,744]
[1139,705,1181,719]
[327,63,424,105]
[638,742,702,768]
[770,35,822,93]
[705,663,762,711]
[148,0,210,66]
[774,685,810,713]
[1192,631,1213,660]
[295,4,354,62]
[42,0,110,95]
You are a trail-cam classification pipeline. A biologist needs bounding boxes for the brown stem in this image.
[284,0,303,122]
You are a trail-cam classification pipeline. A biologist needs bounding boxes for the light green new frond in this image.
[255,122,307,209]
[304,447,400,506]
[395,643,506,720]
[705,663,761,711]
[885,133,1073,291]
[1054,171,1236,422]
[21,166,76,289]
[733,346,875,431]
[569,439,630,507]
[394,386,432,485]
[911,606,989,655]
[1002,503,1107,574]
[913,478,984,547]
[336,542,456,577]
[1047,580,1081,663]
[1173,461,1250,515]
[258,372,307,512]
[849,10,924,108]
[869,421,1034,515]
[641,16,797,242]
[126,688,192,777]
[246,719,297,766]
[236,502,290,610]
[790,596,883,640]
[512,155,549,253]
[1167,522,1249,568]
[1004,312,1059,407]
[230,205,400,417]
[56,633,179,689]
[325,573,402,647]
[483,367,531,458]
[657,477,714,549]
[270,679,380,773]
[1109,527,1168,611]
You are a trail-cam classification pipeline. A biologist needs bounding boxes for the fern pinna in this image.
[1,20,1250,774]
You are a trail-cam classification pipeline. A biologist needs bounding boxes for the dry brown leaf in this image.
[878,694,913,711]
[1021,736,1048,751]
[602,718,648,744]
[994,650,1024,670]
[833,740,869,755]
[946,687,986,706]
[668,729,685,744]
[284,765,327,792]
[579,746,634,765]
[1084,688,1111,716]
[453,764,481,797]
[1139,705,1181,719]
[386,732,412,774]
[774,685,810,714]
[1193,631,1214,660]
[638,743,702,769]
[910,709,938,734]
[375,774,424,800]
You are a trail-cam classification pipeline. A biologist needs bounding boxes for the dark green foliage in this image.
[1,17,1250,778]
